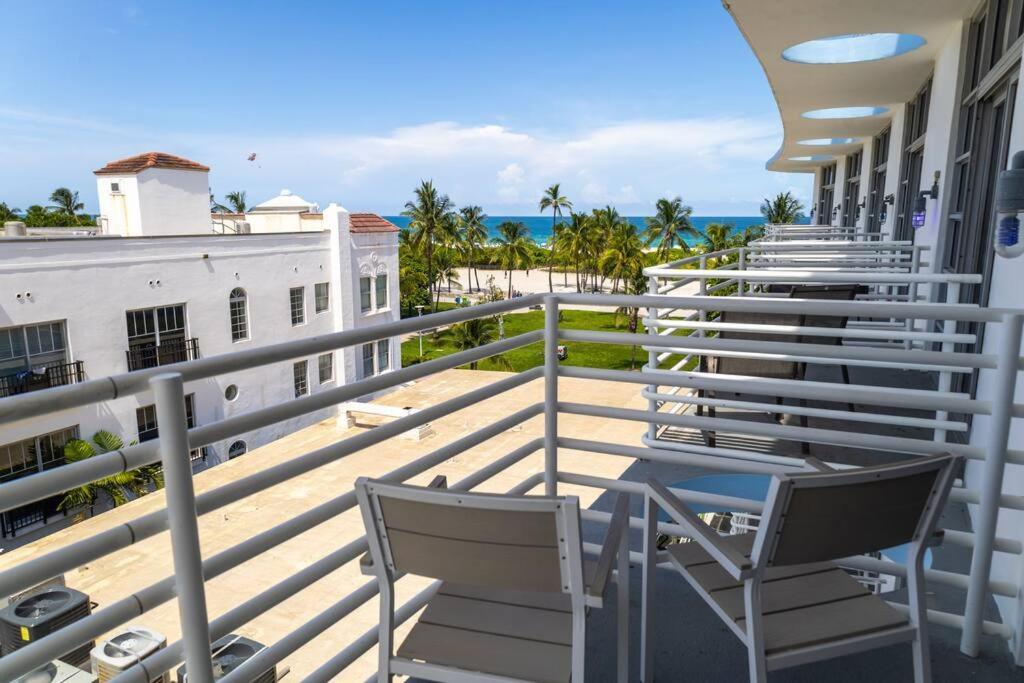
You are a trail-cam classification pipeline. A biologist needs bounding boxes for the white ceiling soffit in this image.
[723,0,975,173]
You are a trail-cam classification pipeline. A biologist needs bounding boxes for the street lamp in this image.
[415,304,425,359]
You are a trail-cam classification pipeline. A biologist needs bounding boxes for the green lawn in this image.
[401,309,651,372]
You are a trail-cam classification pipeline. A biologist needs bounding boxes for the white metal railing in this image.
[763,223,891,241]
[0,290,1020,680]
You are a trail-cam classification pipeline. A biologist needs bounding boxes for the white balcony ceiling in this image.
[723,0,977,173]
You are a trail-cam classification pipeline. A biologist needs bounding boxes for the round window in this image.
[224,384,239,401]
[228,440,247,459]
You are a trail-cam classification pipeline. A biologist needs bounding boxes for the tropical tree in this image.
[492,221,533,298]
[443,317,513,370]
[589,206,621,291]
[561,212,592,292]
[600,221,645,293]
[58,431,164,514]
[701,223,733,254]
[48,188,84,224]
[459,205,488,292]
[644,196,698,261]
[225,191,248,213]
[761,191,804,225]
[403,180,455,311]
[539,184,573,292]
[0,202,21,222]
[613,267,650,370]
[432,247,462,308]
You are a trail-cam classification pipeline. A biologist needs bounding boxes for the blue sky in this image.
[0,1,812,215]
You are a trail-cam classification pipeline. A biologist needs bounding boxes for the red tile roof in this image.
[95,152,210,174]
[349,213,399,233]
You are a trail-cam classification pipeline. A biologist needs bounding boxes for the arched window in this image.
[229,288,249,342]
[228,440,247,459]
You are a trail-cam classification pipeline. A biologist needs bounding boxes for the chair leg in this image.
[744,579,768,683]
[841,365,855,412]
[707,401,717,448]
[571,606,586,682]
[641,494,658,683]
[378,578,395,682]
[907,546,931,683]
[798,398,810,456]
[617,523,630,683]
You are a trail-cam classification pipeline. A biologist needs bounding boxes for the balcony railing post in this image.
[934,283,960,443]
[544,294,559,496]
[645,275,660,441]
[961,313,1023,657]
[151,372,215,683]
[737,248,746,296]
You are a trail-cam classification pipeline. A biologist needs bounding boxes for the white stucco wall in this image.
[95,175,141,237]
[136,168,213,237]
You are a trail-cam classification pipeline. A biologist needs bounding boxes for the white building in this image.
[0,152,400,544]
[725,0,1024,651]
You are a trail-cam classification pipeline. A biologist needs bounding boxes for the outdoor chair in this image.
[640,453,960,683]
[788,284,868,391]
[355,476,632,682]
[695,310,809,454]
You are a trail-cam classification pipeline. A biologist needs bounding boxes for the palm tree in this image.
[589,206,621,291]
[444,317,513,370]
[225,191,248,213]
[48,188,84,224]
[0,202,21,222]
[58,431,164,514]
[539,184,573,292]
[493,221,533,298]
[644,196,698,261]
[459,206,488,293]
[613,267,650,370]
[701,223,733,254]
[432,247,462,308]
[761,191,804,225]
[600,222,645,293]
[562,212,592,292]
[403,180,455,311]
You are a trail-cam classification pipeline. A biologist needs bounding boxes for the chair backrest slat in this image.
[788,284,867,346]
[711,310,804,379]
[357,479,579,594]
[756,454,957,567]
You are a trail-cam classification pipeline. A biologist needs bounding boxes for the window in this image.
[895,80,931,241]
[315,282,330,313]
[229,288,249,342]
[293,360,308,397]
[360,277,372,313]
[0,426,79,483]
[0,322,69,380]
[375,274,388,310]
[362,343,375,378]
[224,384,239,401]
[136,394,196,443]
[841,150,863,227]
[228,440,247,459]
[126,304,190,370]
[377,339,390,373]
[816,163,837,225]
[318,353,334,383]
[290,287,305,326]
[111,182,121,193]
[866,127,891,234]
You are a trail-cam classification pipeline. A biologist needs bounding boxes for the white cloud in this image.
[0,107,813,215]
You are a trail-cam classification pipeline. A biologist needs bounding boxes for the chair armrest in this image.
[927,529,945,547]
[587,493,631,602]
[361,474,448,575]
[802,457,834,472]
[646,479,752,581]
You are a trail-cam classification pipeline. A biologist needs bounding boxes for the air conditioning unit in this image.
[90,626,167,683]
[175,634,275,683]
[13,659,96,683]
[0,588,93,669]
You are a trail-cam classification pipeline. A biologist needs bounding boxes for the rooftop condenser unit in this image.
[0,588,94,669]
[175,634,275,683]
[13,659,96,683]
[90,626,167,683]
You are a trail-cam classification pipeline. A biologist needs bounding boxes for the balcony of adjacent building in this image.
[0,227,1021,682]
[125,303,199,372]
[0,322,84,399]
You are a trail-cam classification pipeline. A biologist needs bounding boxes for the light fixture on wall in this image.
[832,203,841,221]
[912,172,940,229]
[880,193,895,224]
[994,150,1024,258]
[856,197,866,221]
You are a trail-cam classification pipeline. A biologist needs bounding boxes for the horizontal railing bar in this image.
[562,328,998,371]
[648,319,976,344]
[0,294,544,423]
[641,389,968,432]
[886,602,1014,639]
[838,555,1018,599]
[559,293,1009,323]
[0,369,542,600]
[557,436,807,474]
[559,401,986,460]
[564,365,991,416]
[644,268,983,285]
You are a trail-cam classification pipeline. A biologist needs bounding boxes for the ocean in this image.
[383,215,794,246]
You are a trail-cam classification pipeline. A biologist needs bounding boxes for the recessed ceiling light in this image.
[788,155,834,162]
[783,33,926,64]
[798,137,858,145]
[803,106,889,119]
